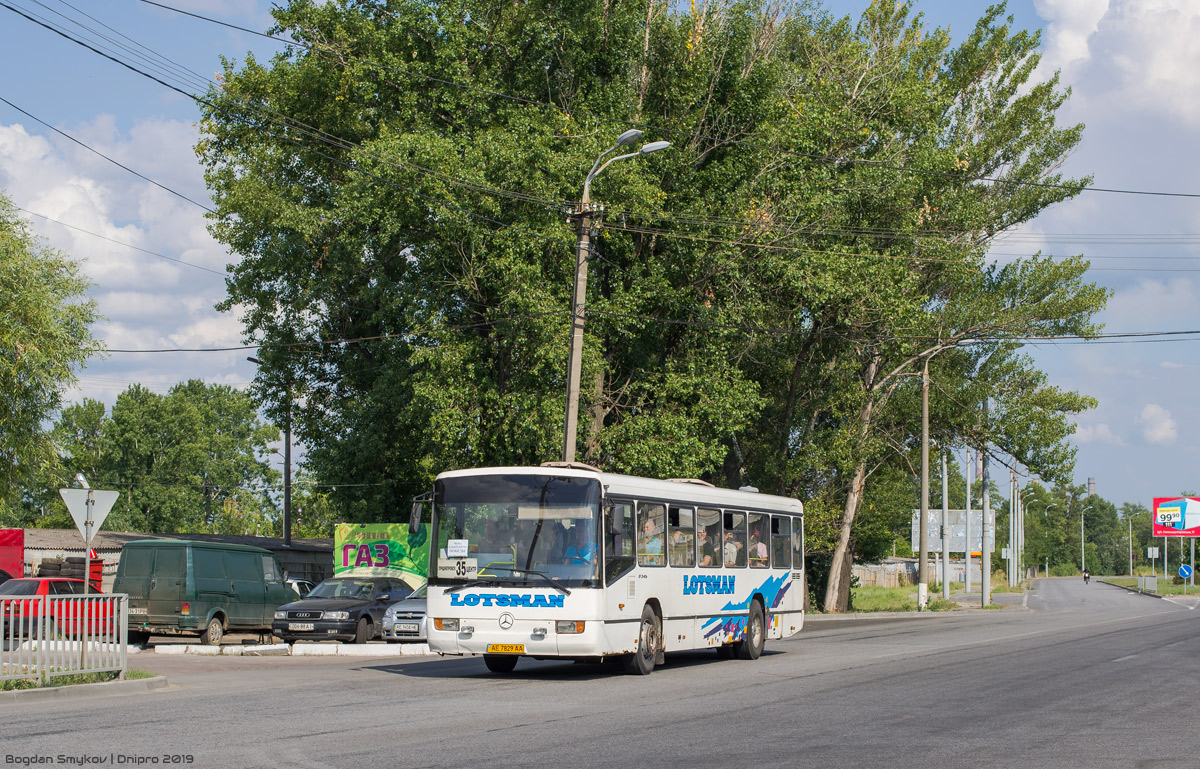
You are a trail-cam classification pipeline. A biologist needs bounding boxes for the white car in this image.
[382,584,427,643]
[286,578,316,598]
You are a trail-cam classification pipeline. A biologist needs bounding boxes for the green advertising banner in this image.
[334,523,429,589]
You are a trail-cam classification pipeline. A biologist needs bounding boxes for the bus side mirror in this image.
[606,505,622,536]
[410,501,424,532]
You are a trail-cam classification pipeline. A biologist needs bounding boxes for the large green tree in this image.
[38,382,281,534]
[0,192,99,521]
[198,1,1106,609]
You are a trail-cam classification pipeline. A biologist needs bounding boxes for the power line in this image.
[100,309,568,353]
[22,0,1200,281]
[0,95,216,213]
[136,0,1200,201]
[14,206,228,276]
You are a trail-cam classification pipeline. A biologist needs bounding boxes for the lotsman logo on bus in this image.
[449,593,565,609]
[682,574,736,596]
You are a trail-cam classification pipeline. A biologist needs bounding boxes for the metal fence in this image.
[1,594,128,685]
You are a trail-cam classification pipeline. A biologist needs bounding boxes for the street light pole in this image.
[561,131,670,463]
[1078,503,1093,574]
[918,358,930,611]
[1128,516,1133,576]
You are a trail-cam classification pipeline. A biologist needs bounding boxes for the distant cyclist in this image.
[1083,568,1091,585]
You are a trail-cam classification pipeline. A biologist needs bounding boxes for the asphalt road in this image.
[5,578,1197,769]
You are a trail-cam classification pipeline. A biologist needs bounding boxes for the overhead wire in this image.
[136,0,1200,201]
[13,1,1200,282]
[12,0,1200,366]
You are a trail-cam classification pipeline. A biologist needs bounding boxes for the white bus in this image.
[422,464,805,675]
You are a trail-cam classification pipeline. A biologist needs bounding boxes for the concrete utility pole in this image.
[981,400,991,608]
[561,131,669,463]
[965,449,972,592]
[918,358,930,611]
[1128,517,1133,576]
[562,200,597,463]
[1008,472,1015,587]
[941,450,950,600]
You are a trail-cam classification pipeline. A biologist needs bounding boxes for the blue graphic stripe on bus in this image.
[682,574,736,595]
[699,573,792,641]
[448,593,565,608]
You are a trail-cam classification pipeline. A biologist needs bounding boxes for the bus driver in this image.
[563,524,596,565]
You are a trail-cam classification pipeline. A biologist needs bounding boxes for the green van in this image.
[114,539,296,645]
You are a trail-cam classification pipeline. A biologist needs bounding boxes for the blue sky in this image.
[2,0,1198,510]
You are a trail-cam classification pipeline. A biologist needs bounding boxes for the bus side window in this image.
[748,513,769,568]
[638,503,666,567]
[771,516,791,569]
[604,499,636,586]
[697,508,720,568]
[722,511,747,568]
[668,507,695,567]
[792,517,804,571]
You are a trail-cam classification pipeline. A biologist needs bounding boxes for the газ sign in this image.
[1152,497,1200,537]
[334,523,429,589]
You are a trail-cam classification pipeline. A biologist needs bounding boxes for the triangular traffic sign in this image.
[59,488,119,543]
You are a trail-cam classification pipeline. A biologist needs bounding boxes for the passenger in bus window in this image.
[723,531,742,567]
[697,527,716,567]
[563,524,596,564]
[640,518,664,564]
[749,529,769,566]
[482,521,508,551]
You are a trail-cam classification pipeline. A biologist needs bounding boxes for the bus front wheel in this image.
[624,605,661,675]
[736,602,765,660]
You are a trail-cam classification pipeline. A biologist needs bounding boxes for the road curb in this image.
[151,642,432,656]
[0,675,168,705]
[1099,579,1165,599]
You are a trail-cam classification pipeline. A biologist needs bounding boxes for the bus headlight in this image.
[556,621,585,634]
[435,618,459,631]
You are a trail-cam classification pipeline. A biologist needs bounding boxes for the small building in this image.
[21,529,333,591]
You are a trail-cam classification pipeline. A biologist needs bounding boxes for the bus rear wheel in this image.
[484,654,519,673]
[736,602,765,660]
[624,605,661,675]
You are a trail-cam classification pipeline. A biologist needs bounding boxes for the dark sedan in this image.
[272,576,413,644]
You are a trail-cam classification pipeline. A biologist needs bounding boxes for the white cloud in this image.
[1037,1,1200,126]
[1075,423,1125,445]
[1138,403,1178,444]
[0,116,244,407]
[1034,0,1109,75]
[1161,360,1196,370]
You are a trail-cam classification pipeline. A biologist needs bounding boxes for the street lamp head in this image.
[639,140,671,155]
[247,356,261,365]
[74,473,89,489]
[616,129,643,147]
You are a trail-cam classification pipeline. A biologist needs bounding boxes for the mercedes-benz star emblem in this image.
[498,612,514,630]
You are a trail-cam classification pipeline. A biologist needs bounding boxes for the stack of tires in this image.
[37,557,65,577]
[59,557,88,580]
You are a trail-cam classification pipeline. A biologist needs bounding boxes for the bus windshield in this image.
[432,473,602,587]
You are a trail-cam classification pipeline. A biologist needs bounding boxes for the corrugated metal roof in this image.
[21,529,332,553]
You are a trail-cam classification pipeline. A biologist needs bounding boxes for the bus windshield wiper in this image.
[445,578,508,594]
[485,566,571,595]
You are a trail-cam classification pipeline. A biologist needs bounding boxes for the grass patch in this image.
[927,598,957,612]
[0,668,153,691]
[850,586,917,612]
[1105,577,1198,596]
[989,582,1027,593]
